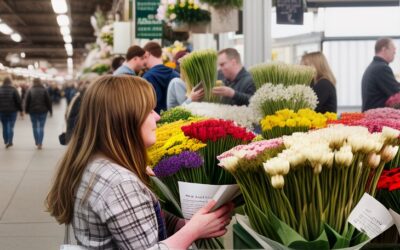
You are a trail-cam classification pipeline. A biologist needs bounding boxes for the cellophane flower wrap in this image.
[181,119,256,184]
[260,108,337,139]
[218,125,400,249]
[249,83,318,119]
[182,102,258,130]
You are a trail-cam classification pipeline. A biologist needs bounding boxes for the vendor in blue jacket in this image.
[143,42,179,114]
[362,38,400,111]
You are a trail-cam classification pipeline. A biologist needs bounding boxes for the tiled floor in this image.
[0,101,66,250]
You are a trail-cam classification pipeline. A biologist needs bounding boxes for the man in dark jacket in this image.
[143,41,179,113]
[362,38,400,111]
[0,77,23,148]
[25,78,52,149]
[213,48,256,106]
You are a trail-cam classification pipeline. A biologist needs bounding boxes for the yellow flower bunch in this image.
[261,108,337,131]
[148,118,206,166]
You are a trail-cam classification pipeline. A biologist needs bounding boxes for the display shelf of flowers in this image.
[218,125,400,249]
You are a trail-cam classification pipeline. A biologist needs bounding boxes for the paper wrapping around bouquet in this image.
[171,7,239,34]
[178,182,240,219]
[235,214,372,250]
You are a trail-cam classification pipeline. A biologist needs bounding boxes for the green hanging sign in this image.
[135,0,163,39]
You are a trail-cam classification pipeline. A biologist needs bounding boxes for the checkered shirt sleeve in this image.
[73,158,169,250]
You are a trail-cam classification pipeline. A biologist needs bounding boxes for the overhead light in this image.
[64,43,72,51]
[34,62,39,69]
[63,35,72,43]
[0,23,13,35]
[66,50,73,56]
[20,52,26,58]
[11,33,22,42]
[60,26,70,35]
[51,0,68,14]
[57,15,70,26]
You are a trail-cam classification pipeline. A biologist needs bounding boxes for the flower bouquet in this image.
[260,108,337,139]
[218,125,400,249]
[149,118,255,249]
[329,108,400,169]
[374,167,400,244]
[249,62,316,89]
[180,49,219,102]
[182,102,258,130]
[181,119,256,183]
[249,83,318,118]
[159,107,194,125]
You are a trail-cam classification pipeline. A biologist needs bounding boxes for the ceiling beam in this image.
[0,1,27,26]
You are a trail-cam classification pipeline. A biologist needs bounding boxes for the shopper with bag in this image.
[46,75,234,249]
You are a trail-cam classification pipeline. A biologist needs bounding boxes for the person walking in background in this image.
[214,48,256,106]
[143,41,180,113]
[0,77,23,148]
[46,75,233,249]
[301,51,337,113]
[362,37,400,111]
[25,78,52,149]
[113,45,146,76]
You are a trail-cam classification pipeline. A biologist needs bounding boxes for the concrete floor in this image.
[0,101,66,250]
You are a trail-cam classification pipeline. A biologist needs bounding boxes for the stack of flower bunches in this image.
[158,107,195,125]
[328,108,400,169]
[180,49,218,102]
[148,119,207,200]
[260,108,337,139]
[218,125,400,249]
[181,119,256,184]
[249,62,315,90]
[182,102,258,130]
[249,83,318,121]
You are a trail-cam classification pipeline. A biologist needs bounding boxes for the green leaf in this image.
[150,176,183,217]
[324,223,351,249]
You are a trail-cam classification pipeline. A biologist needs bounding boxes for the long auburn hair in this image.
[301,51,337,86]
[46,75,156,224]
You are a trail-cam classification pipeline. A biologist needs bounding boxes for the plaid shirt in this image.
[73,158,169,250]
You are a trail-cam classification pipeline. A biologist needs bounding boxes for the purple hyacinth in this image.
[153,151,204,178]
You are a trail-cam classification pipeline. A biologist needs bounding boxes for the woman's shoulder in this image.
[85,158,141,186]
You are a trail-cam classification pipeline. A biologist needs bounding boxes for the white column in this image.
[218,33,235,50]
[243,0,272,67]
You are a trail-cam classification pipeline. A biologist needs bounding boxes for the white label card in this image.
[178,182,238,219]
[348,193,394,239]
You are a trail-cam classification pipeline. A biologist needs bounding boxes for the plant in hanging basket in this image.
[199,0,243,9]
[157,0,211,28]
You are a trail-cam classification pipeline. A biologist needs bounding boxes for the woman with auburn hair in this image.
[301,51,337,113]
[46,75,233,249]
